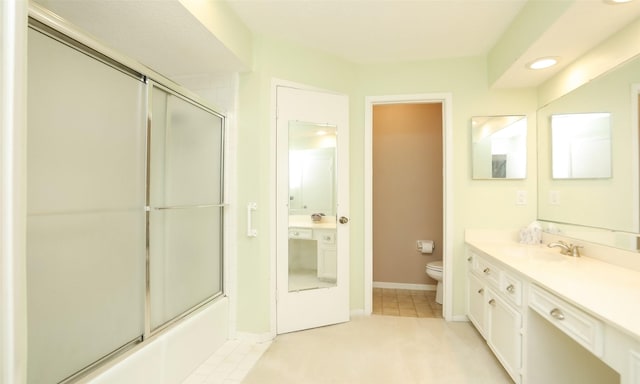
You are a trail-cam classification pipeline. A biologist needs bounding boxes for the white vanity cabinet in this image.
[467,250,523,383]
[466,273,486,336]
[485,288,522,380]
[466,235,640,384]
[288,226,337,282]
[314,229,337,281]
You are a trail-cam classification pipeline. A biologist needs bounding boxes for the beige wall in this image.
[372,103,443,285]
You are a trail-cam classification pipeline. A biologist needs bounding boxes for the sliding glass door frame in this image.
[26,12,227,382]
[144,80,226,338]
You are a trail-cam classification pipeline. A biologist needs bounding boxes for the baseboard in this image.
[372,281,436,291]
[451,315,470,322]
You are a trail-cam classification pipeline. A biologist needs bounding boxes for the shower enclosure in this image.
[26,19,225,384]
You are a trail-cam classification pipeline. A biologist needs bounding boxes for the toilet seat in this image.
[427,260,443,272]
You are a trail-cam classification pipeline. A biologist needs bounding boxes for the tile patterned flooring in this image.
[180,339,272,384]
[372,288,442,318]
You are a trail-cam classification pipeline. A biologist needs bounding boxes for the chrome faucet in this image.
[548,240,583,257]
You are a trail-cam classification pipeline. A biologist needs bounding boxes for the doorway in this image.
[372,103,443,317]
[364,93,453,320]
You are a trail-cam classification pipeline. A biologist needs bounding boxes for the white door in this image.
[276,85,350,334]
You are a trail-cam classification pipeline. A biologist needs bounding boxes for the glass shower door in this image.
[148,85,225,331]
[26,27,146,384]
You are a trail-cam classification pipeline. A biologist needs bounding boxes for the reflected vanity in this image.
[288,121,338,291]
[471,115,527,180]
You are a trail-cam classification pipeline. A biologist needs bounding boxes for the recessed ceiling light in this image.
[527,57,559,70]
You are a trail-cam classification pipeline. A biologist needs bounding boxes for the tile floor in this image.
[372,288,442,318]
[180,339,271,384]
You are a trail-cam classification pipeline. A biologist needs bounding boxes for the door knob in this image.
[339,216,349,224]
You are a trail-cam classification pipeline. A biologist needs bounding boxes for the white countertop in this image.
[288,222,337,230]
[466,238,640,342]
[288,215,337,230]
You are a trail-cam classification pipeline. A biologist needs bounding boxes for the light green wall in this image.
[236,35,538,332]
[179,0,253,69]
[354,58,538,316]
[487,0,573,86]
[538,16,640,106]
[236,36,358,333]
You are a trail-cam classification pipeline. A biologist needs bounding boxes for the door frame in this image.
[364,93,454,321]
[269,78,350,336]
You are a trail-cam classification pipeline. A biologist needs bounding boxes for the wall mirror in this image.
[537,54,640,250]
[471,115,527,179]
[551,112,612,179]
[287,121,338,292]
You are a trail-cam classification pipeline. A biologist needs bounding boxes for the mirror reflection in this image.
[288,121,337,292]
[471,115,527,179]
[537,54,640,246]
[551,113,611,179]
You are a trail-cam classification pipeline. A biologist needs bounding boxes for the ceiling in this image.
[33,0,247,81]
[226,0,640,88]
[32,0,640,89]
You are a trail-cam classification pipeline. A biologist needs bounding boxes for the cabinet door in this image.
[467,273,486,337]
[316,230,337,281]
[487,289,522,383]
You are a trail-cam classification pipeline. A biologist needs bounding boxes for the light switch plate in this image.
[516,190,527,205]
[549,190,561,205]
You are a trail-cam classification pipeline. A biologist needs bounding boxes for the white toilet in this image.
[426,261,443,304]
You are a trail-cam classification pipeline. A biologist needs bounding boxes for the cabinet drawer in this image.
[529,285,603,357]
[501,271,523,307]
[473,254,500,287]
[316,231,335,245]
[289,228,313,239]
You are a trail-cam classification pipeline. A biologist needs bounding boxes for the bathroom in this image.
[371,102,444,318]
[4,1,640,383]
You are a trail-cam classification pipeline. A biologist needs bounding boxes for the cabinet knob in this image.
[467,256,472,262]
[550,308,565,320]
[477,288,484,294]
[483,267,491,274]
[506,284,515,293]
[488,299,496,306]
[339,216,349,224]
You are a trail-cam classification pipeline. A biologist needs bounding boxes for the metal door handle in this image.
[550,308,565,320]
[339,216,349,224]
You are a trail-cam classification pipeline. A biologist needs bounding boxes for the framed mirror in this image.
[471,115,527,179]
[287,121,338,292]
[551,112,611,179]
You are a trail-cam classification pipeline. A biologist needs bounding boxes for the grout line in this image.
[181,339,272,384]
[372,288,441,318]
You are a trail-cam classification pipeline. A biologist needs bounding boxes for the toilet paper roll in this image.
[418,240,434,254]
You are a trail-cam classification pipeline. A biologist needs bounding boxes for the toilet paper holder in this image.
[416,240,435,253]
